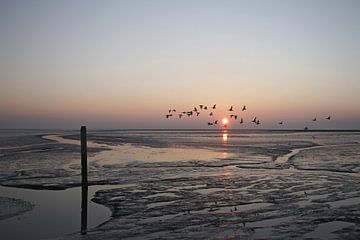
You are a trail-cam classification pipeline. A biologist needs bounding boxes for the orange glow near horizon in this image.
[222,118,228,125]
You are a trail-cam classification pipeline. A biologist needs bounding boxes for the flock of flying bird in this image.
[165,104,332,128]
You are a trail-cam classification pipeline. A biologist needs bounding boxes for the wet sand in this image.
[0,130,360,239]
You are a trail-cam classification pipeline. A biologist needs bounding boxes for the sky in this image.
[0,0,359,129]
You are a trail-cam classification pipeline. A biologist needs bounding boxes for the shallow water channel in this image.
[0,184,124,240]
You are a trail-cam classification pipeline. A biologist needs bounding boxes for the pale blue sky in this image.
[0,0,359,129]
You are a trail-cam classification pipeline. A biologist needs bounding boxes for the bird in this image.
[178,114,182,118]
[230,114,234,118]
[196,112,200,116]
[256,120,260,125]
[204,106,208,110]
[209,112,213,116]
[326,116,331,120]
[166,114,173,118]
[252,117,257,123]
[194,107,198,112]
[279,121,283,125]
[234,115,238,120]
[240,118,244,124]
[212,104,216,109]
[207,122,213,126]
[214,120,218,124]
[242,105,246,111]
[312,118,317,121]
[168,109,172,113]
[182,111,186,114]
[229,106,233,111]
[199,104,203,109]
[172,109,176,112]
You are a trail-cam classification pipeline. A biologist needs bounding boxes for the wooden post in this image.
[81,126,88,186]
[81,126,88,235]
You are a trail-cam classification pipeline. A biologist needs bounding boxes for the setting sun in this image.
[222,118,228,125]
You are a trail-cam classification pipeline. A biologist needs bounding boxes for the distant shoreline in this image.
[1,128,360,132]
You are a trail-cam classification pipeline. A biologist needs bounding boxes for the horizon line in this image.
[1,128,360,132]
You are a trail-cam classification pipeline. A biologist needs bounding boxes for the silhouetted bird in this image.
[230,114,234,118]
[168,110,172,113]
[252,117,257,123]
[229,106,233,111]
[199,104,203,109]
[240,118,244,124]
[182,111,186,114]
[194,107,198,112]
[212,104,216,109]
[204,106,208,110]
[214,120,218,124]
[312,118,317,121]
[178,114,182,118]
[196,112,200,116]
[172,109,176,112]
[166,114,173,118]
[326,116,331,120]
[242,105,246,111]
[207,122,213,126]
[279,121,283,125]
[256,120,260,125]
[234,115,238,120]
[210,112,213,116]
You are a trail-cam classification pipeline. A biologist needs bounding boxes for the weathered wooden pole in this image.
[81,126,88,186]
[81,126,88,235]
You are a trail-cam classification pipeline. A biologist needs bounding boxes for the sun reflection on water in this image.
[222,133,228,142]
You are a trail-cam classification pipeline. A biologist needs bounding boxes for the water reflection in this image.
[222,132,228,142]
[81,185,88,235]
[0,185,111,240]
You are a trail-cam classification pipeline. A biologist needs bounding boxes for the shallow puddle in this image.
[248,215,293,228]
[304,221,354,239]
[328,197,360,208]
[0,184,129,240]
[44,135,234,164]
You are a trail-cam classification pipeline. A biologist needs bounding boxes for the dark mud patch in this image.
[0,196,34,220]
